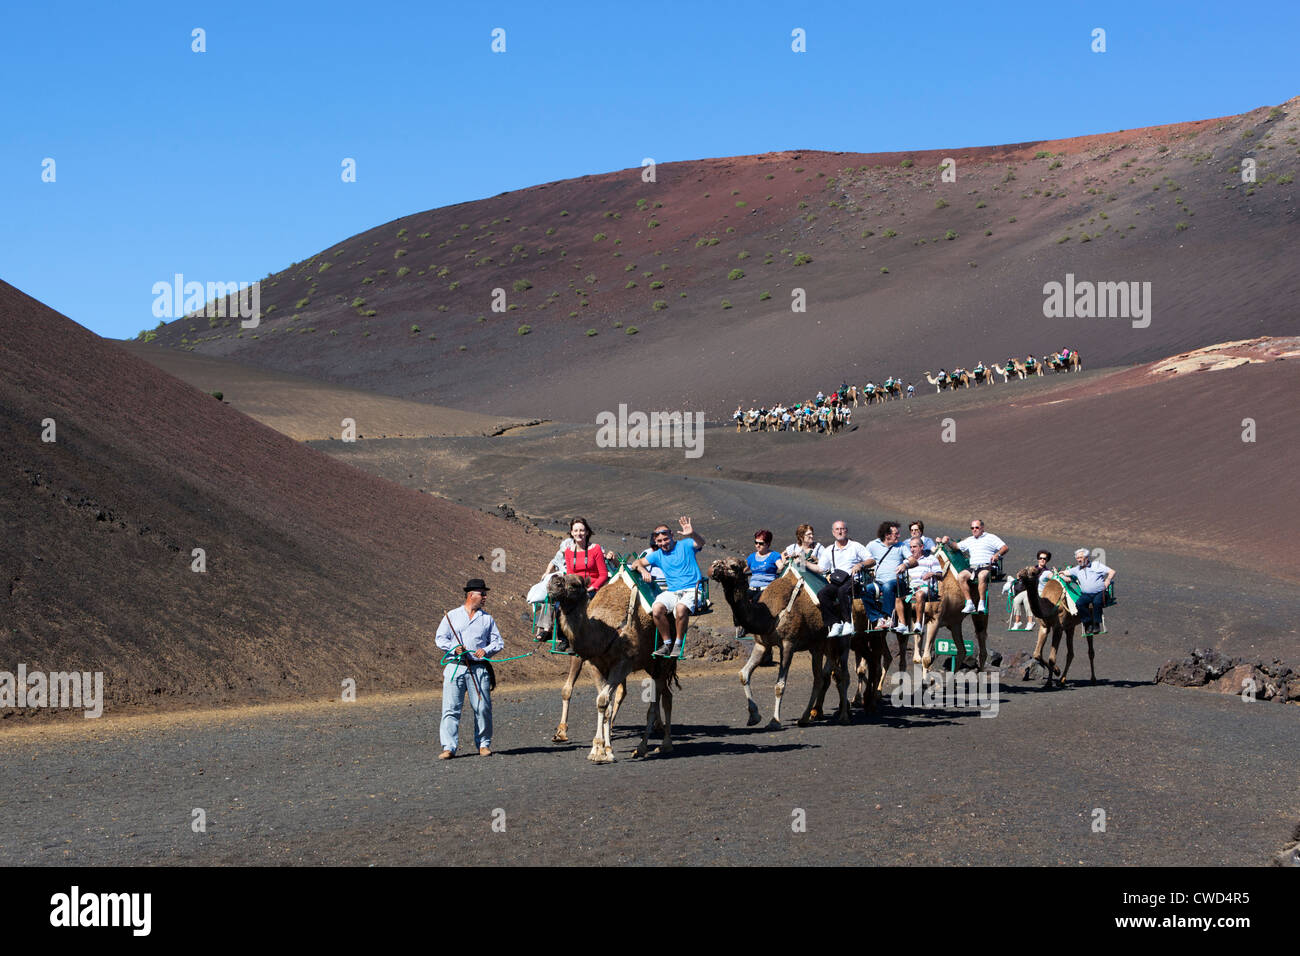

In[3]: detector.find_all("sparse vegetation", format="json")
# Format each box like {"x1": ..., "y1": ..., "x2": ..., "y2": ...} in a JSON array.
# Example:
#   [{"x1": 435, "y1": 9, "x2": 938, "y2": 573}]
[
  {"x1": 900, "y1": 159, "x2": 913, "y2": 168},
  {"x1": 650, "y1": 280, "x2": 664, "y2": 289},
  {"x1": 625, "y1": 326, "x2": 638, "y2": 335},
  {"x1": 935, "y1": 198, "x2": 948, "y2": 209},
  {"x1": 652, "y1": 300, "x2": 667, "y2": 311},
  {"x1": 945, "y1": 230, "x2": 958, "y2": 240},
  {"x1": 728, "y1": 268, "x2": 745, "y2": 280},
  {"x1": 318, "y1": 262, "x2": 331, "y2": 273},
  {"x1": 793, "y1": 252, "x2": 813, "y2": 265},
  {"x1": 410, "y1": 324, "x2": 421, "y2": 333},
  {"x1": 720, "y1": 299, "x2": 732, "y2": 309},
  {"x1": 513, "y1": 279, "x2": 533, "y2": 292},
  {"x1": 1034, "y1": 151, "x2": 1051, "y2": 159},
  {"x1": 759, "y1": 290, "x2": 771, "y2": 301},
  {"x1": 296, "y1": 297, "x2": 310, "y2": 308},
  {"x1": 518, "y1": 325, "x2": 531, "y2": 335},
  {"x1": 882, "y1": 229, "x2": 897, "y2": 238},
  {"x1": 397, "y1": 266, "x2": 411, "y2": 277},
  {"x1": 593, "y1": 233, "x2": 607, "y2": 242},
  {"x1": 586, "y1": 328, "x2": 597, "y2": 336},
  {"x1": 1176, "y1": 221, "x2": 1189, "y2": 232}
]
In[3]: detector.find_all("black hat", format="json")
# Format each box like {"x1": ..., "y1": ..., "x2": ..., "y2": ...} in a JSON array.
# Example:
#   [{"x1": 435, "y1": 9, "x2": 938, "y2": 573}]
[{"x1": 464, "y1": 578, "x2": 490, "y2": 593}]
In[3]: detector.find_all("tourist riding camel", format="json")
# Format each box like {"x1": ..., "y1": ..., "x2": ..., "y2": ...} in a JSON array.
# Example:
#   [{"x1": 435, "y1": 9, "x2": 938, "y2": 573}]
[
  {"x1": 865, "y1": 521, "x2": 911, "y2": 634},
  {"x1": 818, "y1": 521, "x2": 871, "y2": 638},
  {"x1": 1059, "y1": 548, "x2": 1115, "y2": 636},
  {"x1": 938, "y1": 519, "x2": 1008, "y2": 614},
  {"x1": 630, "y1": 517, "x2": 704, "y2": 659}
]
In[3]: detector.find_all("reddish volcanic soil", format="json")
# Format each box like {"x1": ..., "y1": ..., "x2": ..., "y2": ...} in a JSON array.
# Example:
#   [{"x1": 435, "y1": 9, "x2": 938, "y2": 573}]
[
  {"x1": 0, "y1": 281, "x2": 571, "y2": 720},
  {"x1": 141, "y1": 97, "x2": 1300, "y2": 421}
]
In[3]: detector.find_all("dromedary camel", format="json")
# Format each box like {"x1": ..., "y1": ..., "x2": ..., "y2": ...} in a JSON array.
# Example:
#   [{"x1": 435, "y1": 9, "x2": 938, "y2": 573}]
[
  {"x1": 923, "y1": 371, "x2": 949, "y2": 393},
  {"x1": 1049, "y1": 350, "x2": 1083, "y2": 372},
  {"x1": 919, "y1": 547, "x2": 991, "y2": 672},
  {"x1": 546, "y1": 572, "x2": 677, "y2": 762},
  {"x1": 1019, "y1": 567, "x2": 1095, "y2": 686},
  {"x1": 972, "y1": 363, "x2": 996, "y2": 386},
  {"x1": 709, "y1": 558, "x2": 854, "y2": 727}
]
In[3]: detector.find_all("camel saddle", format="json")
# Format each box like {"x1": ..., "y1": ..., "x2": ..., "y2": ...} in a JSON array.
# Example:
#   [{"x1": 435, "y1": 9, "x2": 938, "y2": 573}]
[
  {"x1": 613, "y1": 565, "x2": 659, "y2": 614},
  {"x1": 784, "y1": 561, "x2": 828, "y2": 598},
  {"x1": 1045, "y1": 572, "x2": 1081, "y2": 615}
]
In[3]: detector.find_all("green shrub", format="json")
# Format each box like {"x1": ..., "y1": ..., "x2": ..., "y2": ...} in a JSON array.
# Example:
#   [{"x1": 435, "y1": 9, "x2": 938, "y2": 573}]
[
  {"x1": 1034, "y1": 151, "x2": 1051, "y2": 159},
  {"x1": 900, "y1": 159, "x2": 913, "y2": 168},
  {"x1": 210, "y1": 390, "x2": 223, "y2": 401},
  {"x1": 945, "y1": 230, "x2": 958, "y2": 240},
  {"x1": 793, "y1": 252, "x2": 813, "y2": 265},
  {"x1": 318, "y1": 262, "x2": 331, "y2": 273},
  {"x1": 935, "y1": 198, "x2": 948, "y2": 209},
  {"x1": 586, "y1": 328, "x2": 597, "y2": 336},
  {"x1": 625, "y1": 281, "x2": 637, "y2": 289},
  {"x1": 976, "y1": 201, "x2": 987, "y2": 208},
  {"x1": 397, "y1": 228, "x2": 408, "y2": 239},
  {"x1": 361, "y1": 309, "x2": 377, "y2": 316},
  {"x1": 625, "y1": 326, "x2": 638, "y2": 335},
  {"x1": 593, "y1": 233, "x2": 607, "y2": 242},
  {"x1": 361, "y1": 277, "x2": 374, "y2": 285},
  {"x1": 880, "y1": 267, "x2": 889, "y2": 274},
  {"x1": 518, "y1": 325, "x2": 531, "y2": 335},
  {"x1": 397, "y1": 266, "x2": 410, "y2": 277},
  {"x1": 1048, "y1": 159, "x2": 1062, "y2": 170},
  {"x1": 721, "y1": 299, "x2": 733, "y2": 309},
  {"x1": 296, "y1": 297, "x2": 310, "y2": 308},
  {"x1": 649, "y1": 280, "x2": 664, "y2": 290},
  {"x1": 652, "y1": 300, "x2": 667, "y2": 311},
  {"x1": 728, "y1": 268, "x2": 745, "y2": 280},
  {"x1": 759, "y1": 290, "x2": 771, "y2": 301},
  {"x1": 410, "y1": 324, "x2": 421, "y2": 333},
  {"x1": 351, "y1": 297, "x2": 365, "y2": 308},
  {"x1": 513, "y1": 279, "x2": 532, "y2": 292},
  {"x1": 882, "y1": 229, "x2": 897, "y2": 238},
  {"x1": 1175, "y1": 221, "x2": 1189, "y2": 232}
]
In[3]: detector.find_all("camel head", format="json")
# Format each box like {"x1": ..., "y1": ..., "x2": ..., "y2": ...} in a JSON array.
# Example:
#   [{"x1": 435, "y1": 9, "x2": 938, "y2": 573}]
[
  {"x1": 709, "y1": 556, "x2": 750, "y2": 586},
  {"x1": 1016, "y1": 566, "x2": 1041, "y2": 586},
  {"x1": 545, "y1": 573, "x2": 591, "y2": 612}
]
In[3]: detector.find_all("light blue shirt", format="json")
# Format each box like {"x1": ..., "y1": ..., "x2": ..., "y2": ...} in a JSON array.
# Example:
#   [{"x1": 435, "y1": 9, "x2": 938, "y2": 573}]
[
  {"x1": 867, "y1": 539, "x2": 909, "y2": 579},
  {"x1": 1062, "y1": 561, "x2": 1113, "y2": 594},
  {"x1": 435, "y1": 605, "x2": 504, "y2": 665}
]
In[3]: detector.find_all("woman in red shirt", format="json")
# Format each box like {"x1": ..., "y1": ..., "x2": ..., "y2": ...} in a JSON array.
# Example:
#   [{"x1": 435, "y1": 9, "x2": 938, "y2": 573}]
[{"x1": 560, "y1": 517, "x2": 610, "y2": 595}]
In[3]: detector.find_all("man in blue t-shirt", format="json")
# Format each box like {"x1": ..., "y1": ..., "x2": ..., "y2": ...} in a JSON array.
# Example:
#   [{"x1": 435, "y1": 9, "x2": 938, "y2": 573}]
[{"x1": 632, "y1": 517, "x2": 704, "y2": 658}]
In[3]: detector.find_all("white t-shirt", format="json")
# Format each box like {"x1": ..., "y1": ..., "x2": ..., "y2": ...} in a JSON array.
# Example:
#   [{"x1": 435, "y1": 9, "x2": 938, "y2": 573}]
[
  {"x1": 907, "y1": 554, "x2": 942, "y2": 589},
  {"x1": 821, "y1": 540, "x2": 870, "y2": 575},
  {"x1": 957, "y1": 532, "x2": 1006, "y2": 567}
]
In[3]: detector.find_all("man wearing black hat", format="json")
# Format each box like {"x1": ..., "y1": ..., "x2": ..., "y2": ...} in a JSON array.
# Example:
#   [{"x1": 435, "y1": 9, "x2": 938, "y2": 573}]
[{"x1": 434, "y1": 579, "x2": 504, "y2": 759}]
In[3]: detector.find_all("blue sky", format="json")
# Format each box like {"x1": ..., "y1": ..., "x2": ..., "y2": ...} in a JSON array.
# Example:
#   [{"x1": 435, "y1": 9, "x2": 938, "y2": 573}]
[{"x1": 3, "y1": 1, "x2": 1296, "y2": 339}]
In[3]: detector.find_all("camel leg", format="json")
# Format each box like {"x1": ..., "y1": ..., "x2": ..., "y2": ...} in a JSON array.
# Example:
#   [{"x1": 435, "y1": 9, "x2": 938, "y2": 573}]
[
  {"x1": 798, "y1": 646, "x2": 825, "y2": 726},
  {"x1": 739, "y1": 640, "x2": 766, "y2": 726},
  {"x1": 607, "y1": 677, "x2": 627, "y2": 731},
  {"x1": 920, "y1": 618, "x2": 940, "y2": 672},
  {"x1": 1058, "y1": 628, "x2": 1076, "y2": 686},
  {"x1": 834, "y1": 639, "x2": 852, "y2": 723},
  {"x1": 1087, "y1": 633, "x2": 1097, "y2": 684},
  {"x1": 852, "y1": 636, "x2": 867, "y2": 709},
  {"x1": 974, "y1": 622, "x2": 988, "y2": 670},
  {"x1": 589, "y1": 680, "x2": 608, "y2": 762},
  {"x1": 655, "y1": 679, "x2": 674, "y2": 754},
  {"x1": 769, "y1": 639, "x2": 796, "y2": 728},
  {"x1": 553, "y1": 655, "x2": 584, "y2": 742},
  {"x1": 1045, "y1": 627, "x2": 1063, "y2": 685},
  {"x1": 1031, "y1": 623, "x2": 1050, "y2": 668}
]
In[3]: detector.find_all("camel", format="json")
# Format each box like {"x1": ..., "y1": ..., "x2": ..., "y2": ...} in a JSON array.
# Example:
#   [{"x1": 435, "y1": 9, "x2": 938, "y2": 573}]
[
  {"x1": 919, "y1": 546, "x2": 990, "y2": 672},
  {"x1": 923, "y1": 371, "x2": 950, "y2": 393},
  {"x1": 971, "y1": 363, "x2": 996, "y2": 386},
  {"x1": 1048, "y1": 350, "x2": 1083, "y2": 373},
  {"x1": 948, "y1": 369, "x2": 971, "y2": 389},
  {"x1": 546, "y1": 571, "x2": 678, "y2": 762},
  {"x1": 845, "y1": 384, "x2": 859, "y2": 407},
  {"x1": 1025, "y1": 356, "x2": 1045, "y2": 377},
  {"x1": 861, "y1": 383, "x2": 884, "y2": 405},
  {"x1": 1018, "y1": 567, "x2": 1095, "y2": 686},
  {"x1": 883, "y1": 379, "x2": 903, "y2": 400},
  {"x1": 709, "y1": 558, "x2": 854, "y2": 728}
]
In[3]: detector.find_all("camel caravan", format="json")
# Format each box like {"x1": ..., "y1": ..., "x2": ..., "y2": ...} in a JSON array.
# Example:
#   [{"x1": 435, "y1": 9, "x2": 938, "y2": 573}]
[
  {"x1": 733, "y1": 350, "x2": 1083, "y2": 432},
  {"x1": 525, "y1": 516, "x2": 1117, "y2": 763}
]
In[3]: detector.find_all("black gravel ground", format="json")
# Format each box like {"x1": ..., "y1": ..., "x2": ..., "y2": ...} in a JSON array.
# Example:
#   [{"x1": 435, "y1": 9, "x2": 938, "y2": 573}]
[{"x1": 1, "y1": 643, "x2": 1294, "y2": 866}]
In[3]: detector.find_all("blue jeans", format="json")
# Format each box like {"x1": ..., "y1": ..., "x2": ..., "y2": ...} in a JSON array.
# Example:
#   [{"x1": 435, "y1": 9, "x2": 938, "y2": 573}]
[
  {"x1": 1077, "y1": 590, "x2": 1105, "y2": 628},
  {"x1": 440, "y1": 662, "x2": 492, "y2": 752},
  {"x1": 876, "y1": 578, "x2": 901, "y2": 623}
]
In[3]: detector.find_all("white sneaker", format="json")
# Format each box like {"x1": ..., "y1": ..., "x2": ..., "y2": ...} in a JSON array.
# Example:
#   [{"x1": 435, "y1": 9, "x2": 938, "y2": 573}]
[
  {"x1": 893, "y1": 622, "x2": 909, "y2": 634},
  {"x1": 961, "y1": 600, "x2": 976, "y2": 614},
  {"x1": 977, "y1": 600, "x2": 986, "y2": 613},
  {"x1": 911, "y1": 623, "x2": 922, "y2": 634}
]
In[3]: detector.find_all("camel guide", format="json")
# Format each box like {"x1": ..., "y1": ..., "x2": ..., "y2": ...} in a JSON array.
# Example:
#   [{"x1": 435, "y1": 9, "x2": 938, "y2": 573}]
[{"x1": 435, "y1": 578, "x2": 504, "y2": 759}]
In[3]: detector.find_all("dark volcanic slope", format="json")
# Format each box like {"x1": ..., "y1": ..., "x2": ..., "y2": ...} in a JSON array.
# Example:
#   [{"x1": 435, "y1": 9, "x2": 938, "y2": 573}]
[
  {"x1": 0, "y1": 281, "x2": 558, "y2": 719},
  {"x1": 143, "y1": 97, "x2": 1300, "y2": 419}
]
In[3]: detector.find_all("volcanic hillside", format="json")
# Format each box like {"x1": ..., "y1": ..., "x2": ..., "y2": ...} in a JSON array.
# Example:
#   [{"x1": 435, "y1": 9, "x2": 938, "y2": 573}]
[
  {"x1": 142, "y1": 98, "x2": 1300, "y2": 420},
  {"x1": 0, "y1": 281, "x2": 558, "y2": 720}
]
